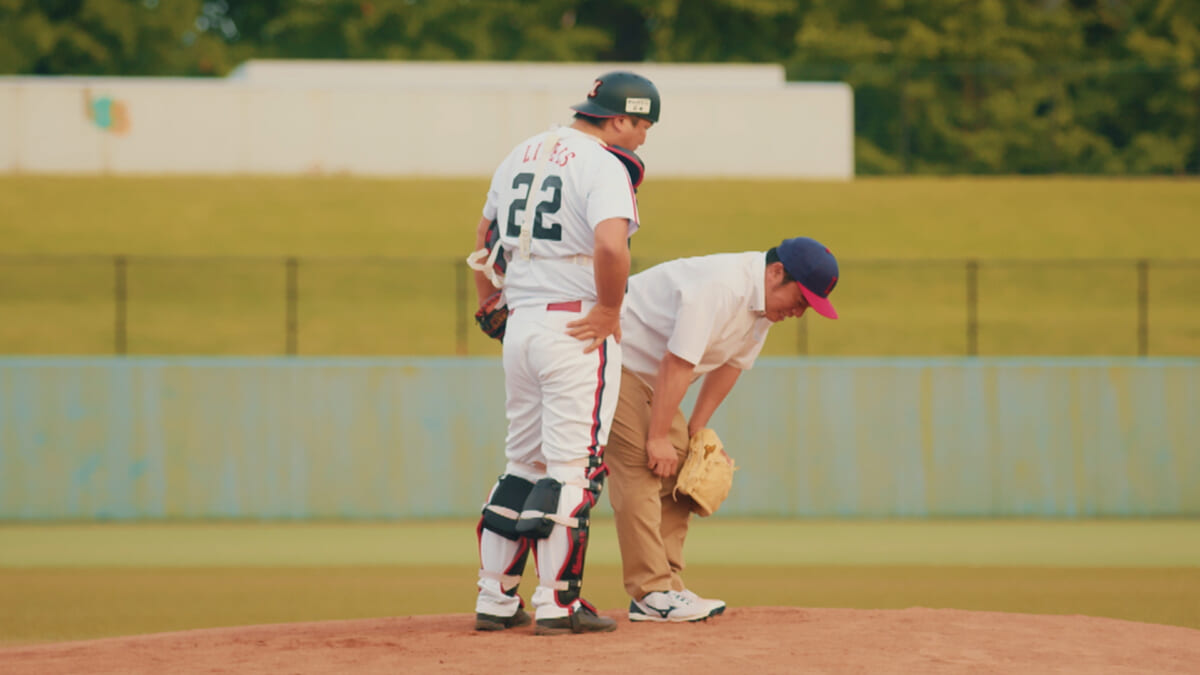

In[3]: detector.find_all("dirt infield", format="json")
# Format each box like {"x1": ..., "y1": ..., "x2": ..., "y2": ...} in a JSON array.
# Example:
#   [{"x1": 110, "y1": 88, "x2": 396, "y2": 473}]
[{"x1": 3, "y1": 607, "x2": 1199, "y2": 674}]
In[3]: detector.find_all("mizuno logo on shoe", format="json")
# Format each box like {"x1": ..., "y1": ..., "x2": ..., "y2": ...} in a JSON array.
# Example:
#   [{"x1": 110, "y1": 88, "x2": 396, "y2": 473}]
[
  {"x1": 645, "y1": 603, "x2": 671, "y2": 618},
  {"x1": 629, "y1": 591, "x2": 713, "y2": 623}
]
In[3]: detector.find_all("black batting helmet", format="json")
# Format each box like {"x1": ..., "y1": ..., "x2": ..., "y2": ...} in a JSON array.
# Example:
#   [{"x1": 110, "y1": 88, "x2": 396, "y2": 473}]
[{"x1": 570, "y1": 71, "x2": 661, "y2": 124}]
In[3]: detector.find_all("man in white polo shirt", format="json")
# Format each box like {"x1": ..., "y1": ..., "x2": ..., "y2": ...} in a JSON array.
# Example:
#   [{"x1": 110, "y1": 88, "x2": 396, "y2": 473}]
[{"x1": 605, "y1": 236, "x2": 840, "y2": 622}]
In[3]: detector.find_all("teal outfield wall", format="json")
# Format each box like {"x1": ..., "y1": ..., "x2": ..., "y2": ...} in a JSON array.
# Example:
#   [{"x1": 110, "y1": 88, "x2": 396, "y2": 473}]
[{"x1": 0, "y1": 357, "x2": 1196, "y2": 520}]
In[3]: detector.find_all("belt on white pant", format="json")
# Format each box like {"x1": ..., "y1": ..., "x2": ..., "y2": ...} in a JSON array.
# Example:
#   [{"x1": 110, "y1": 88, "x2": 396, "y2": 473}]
[{"x1": 511, "y1": 300, "x2": 583, "y2": 315}]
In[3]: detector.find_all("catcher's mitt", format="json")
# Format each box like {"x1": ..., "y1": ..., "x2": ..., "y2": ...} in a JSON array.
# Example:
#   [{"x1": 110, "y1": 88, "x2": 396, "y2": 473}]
[
  {"x1": 475, "y1": 290, "x2": 508, "y2": 341},
  {"x1": 672, "y1": 428, "x2": 736, "y2": 517}
]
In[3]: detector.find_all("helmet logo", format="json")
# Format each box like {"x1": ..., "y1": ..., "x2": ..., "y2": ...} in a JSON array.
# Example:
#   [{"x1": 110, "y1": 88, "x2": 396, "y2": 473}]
[
  {"x1": 625, "y1": 98, "x2": 651, "y2": 114},
  {"x1": 588, "y1": 79, "x2": 602, "y2": 98}
]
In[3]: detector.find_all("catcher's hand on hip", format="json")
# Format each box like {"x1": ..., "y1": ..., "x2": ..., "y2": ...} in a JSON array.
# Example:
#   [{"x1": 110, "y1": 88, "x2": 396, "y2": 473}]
[
  {"x1": 646, "y1": 437, "x2": 678, "y2": 478},
  {"x1": 565, "y1": 304, "x2": 621, "y2": 353}
]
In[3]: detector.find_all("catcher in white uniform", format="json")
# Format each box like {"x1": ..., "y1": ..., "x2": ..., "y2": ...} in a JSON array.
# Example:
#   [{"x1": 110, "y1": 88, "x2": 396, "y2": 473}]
[
  {"x1": 469, "y1": 71, "x2": 660, "y2": 635},
  {"x1": 606, "y1": 237, "x2": 840, "y2": 622}
]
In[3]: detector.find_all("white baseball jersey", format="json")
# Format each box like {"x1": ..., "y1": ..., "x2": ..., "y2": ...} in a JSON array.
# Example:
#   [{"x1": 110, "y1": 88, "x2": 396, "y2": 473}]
[
  {"x1": 621, "y1": 252, "x2": 774, "y2": 384},
  {"x1": 475, "y1": 124, "x2": 638, "y2": 623},
  {"x1": 482, "y1": 126, "x2": 640, "y2": 310}
]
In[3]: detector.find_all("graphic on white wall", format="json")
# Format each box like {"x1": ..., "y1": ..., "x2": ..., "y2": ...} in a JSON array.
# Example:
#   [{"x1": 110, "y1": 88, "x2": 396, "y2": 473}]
[{"x1": 84, "y1": 90, "x2": 131, "y2": 135}]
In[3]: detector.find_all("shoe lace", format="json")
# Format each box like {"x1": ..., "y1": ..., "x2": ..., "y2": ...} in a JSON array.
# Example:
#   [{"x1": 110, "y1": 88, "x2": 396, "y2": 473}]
[{"x1": 667, "y1": 591, "x2": 695, "y2": 606}]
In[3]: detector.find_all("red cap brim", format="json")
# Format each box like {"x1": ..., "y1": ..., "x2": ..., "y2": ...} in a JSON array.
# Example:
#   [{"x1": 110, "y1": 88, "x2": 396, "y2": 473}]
[{"x1": 798, "y1": 283, "x2": 838, "y2": 319}]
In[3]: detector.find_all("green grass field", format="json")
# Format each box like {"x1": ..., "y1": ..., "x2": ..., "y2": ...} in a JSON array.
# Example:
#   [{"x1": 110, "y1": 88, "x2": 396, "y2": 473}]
[
  {"x1": 1, "y1": 519, "x2": 1198, "y2": 645},
  {"x1": 2, "y1": 176, "x2": 1198, "y2": 356},
  {"x1": 3, "y1": 177, "x2": 1198, "y2": 648}
]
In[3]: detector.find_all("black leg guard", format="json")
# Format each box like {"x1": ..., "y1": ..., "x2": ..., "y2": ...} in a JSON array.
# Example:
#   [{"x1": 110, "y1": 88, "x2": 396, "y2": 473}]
[
  {"x1": 529, "y1": 472, "x2": 605, "y2": 624},
  {"x1": 476, "y1": 476, "x2": 539, "y2": 622},
  {"x1": 481, "y1": 474, "x2": 535, "y2": 541},
  {"x1": 476, "y1": 518, "x2": 532, "y2": 596},
  {"x1": 502, "y1": 538, "x2": 533, "y2": 596},
  {"x1": 554, "y1": 497, "x2": 593, "y2": 607}
]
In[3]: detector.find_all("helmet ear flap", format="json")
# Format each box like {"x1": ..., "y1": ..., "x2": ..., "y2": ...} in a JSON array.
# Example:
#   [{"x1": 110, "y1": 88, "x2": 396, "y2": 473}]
[{"x1": 605, "y1": 145, "x2": 645, "y2": 190}]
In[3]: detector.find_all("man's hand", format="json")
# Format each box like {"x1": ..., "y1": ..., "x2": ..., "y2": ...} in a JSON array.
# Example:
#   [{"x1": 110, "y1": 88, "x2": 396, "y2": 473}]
[
  {"x1": 646, "y1": 437, "x2": 678, "y2": 478},
  {"x1": 585, "y1": 217, "x2": 630, "y2": 353},
  {"x1": 565, "y1": 304, "x2": 621, "y2": 353}
]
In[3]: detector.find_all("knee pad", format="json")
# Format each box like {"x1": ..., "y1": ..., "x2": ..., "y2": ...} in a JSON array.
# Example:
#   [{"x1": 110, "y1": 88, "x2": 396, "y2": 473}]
[
  {"x1": 516, "y1": 478, "x2": 563, "y2": 539},
  {"x1": 480, "y1": 474, "x2": 535, "y2": 541}
]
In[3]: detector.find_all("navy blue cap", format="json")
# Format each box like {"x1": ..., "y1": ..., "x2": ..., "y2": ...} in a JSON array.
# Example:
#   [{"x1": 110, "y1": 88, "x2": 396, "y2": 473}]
[{"x1": 777, "y1": 237, "x2": 839, "y2": 319}]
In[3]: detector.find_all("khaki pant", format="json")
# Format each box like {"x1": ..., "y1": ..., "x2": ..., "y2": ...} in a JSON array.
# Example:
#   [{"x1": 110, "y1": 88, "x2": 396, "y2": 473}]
[{"x1": 605, "y1": 366, "x2": 697, "y2": 600}]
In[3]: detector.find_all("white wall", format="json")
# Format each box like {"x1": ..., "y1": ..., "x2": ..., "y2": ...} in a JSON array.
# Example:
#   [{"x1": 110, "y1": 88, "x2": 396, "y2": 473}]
[
  {"x1": 228, "y1": 59, "x2": 788, "y2": 89},
  {"x1": 0, "y1": 62, "x2": 854, "y2": 179}
]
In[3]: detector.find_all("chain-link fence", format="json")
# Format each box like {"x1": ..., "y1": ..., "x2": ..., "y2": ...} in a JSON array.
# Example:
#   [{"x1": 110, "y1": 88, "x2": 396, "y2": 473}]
[{"x1": 1, "y1": 255, "x2": 1197, "y2": 357}]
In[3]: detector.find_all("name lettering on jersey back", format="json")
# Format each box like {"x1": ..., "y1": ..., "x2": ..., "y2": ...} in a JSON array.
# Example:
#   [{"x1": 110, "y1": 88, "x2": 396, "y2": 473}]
[{"x1": 522, "y1": 141, "x2": 575, "y2": 167}]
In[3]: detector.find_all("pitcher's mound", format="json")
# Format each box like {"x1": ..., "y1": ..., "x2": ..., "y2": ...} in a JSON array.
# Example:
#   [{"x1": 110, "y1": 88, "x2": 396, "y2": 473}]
[{"x1": 3, "y1": 607, "x2": 1199, "y2": 674}]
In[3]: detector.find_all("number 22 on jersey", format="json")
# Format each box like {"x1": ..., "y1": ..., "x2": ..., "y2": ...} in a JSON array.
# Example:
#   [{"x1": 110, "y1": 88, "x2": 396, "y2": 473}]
[{"x1": 506, "y1": 172, "x2": 563, "y2": 241}]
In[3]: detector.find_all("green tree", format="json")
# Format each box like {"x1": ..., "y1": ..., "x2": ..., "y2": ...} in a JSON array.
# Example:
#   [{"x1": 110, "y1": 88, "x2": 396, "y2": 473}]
[
  {"x1": 787, "y1": 0, "x2": 1093, "y2": 174},
  {"x1": 0, "y1": 0, "x2": 233, "y2": 76},
  {"x1": 786, "y1": 0, "x2": 1198, "y2": 174},
  {"x1": 1071, "y1": 0, "x2": 1200, "y2": 173},
  {"x1": 1, "y1": 0, "x2": 1196, "y2": 174},
  {"x1": 639, "y1": 0, "x2": 801, "y2": 62},
  {"x1": 215, "y1": 0, "x2": 612, "y2": 61}
]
